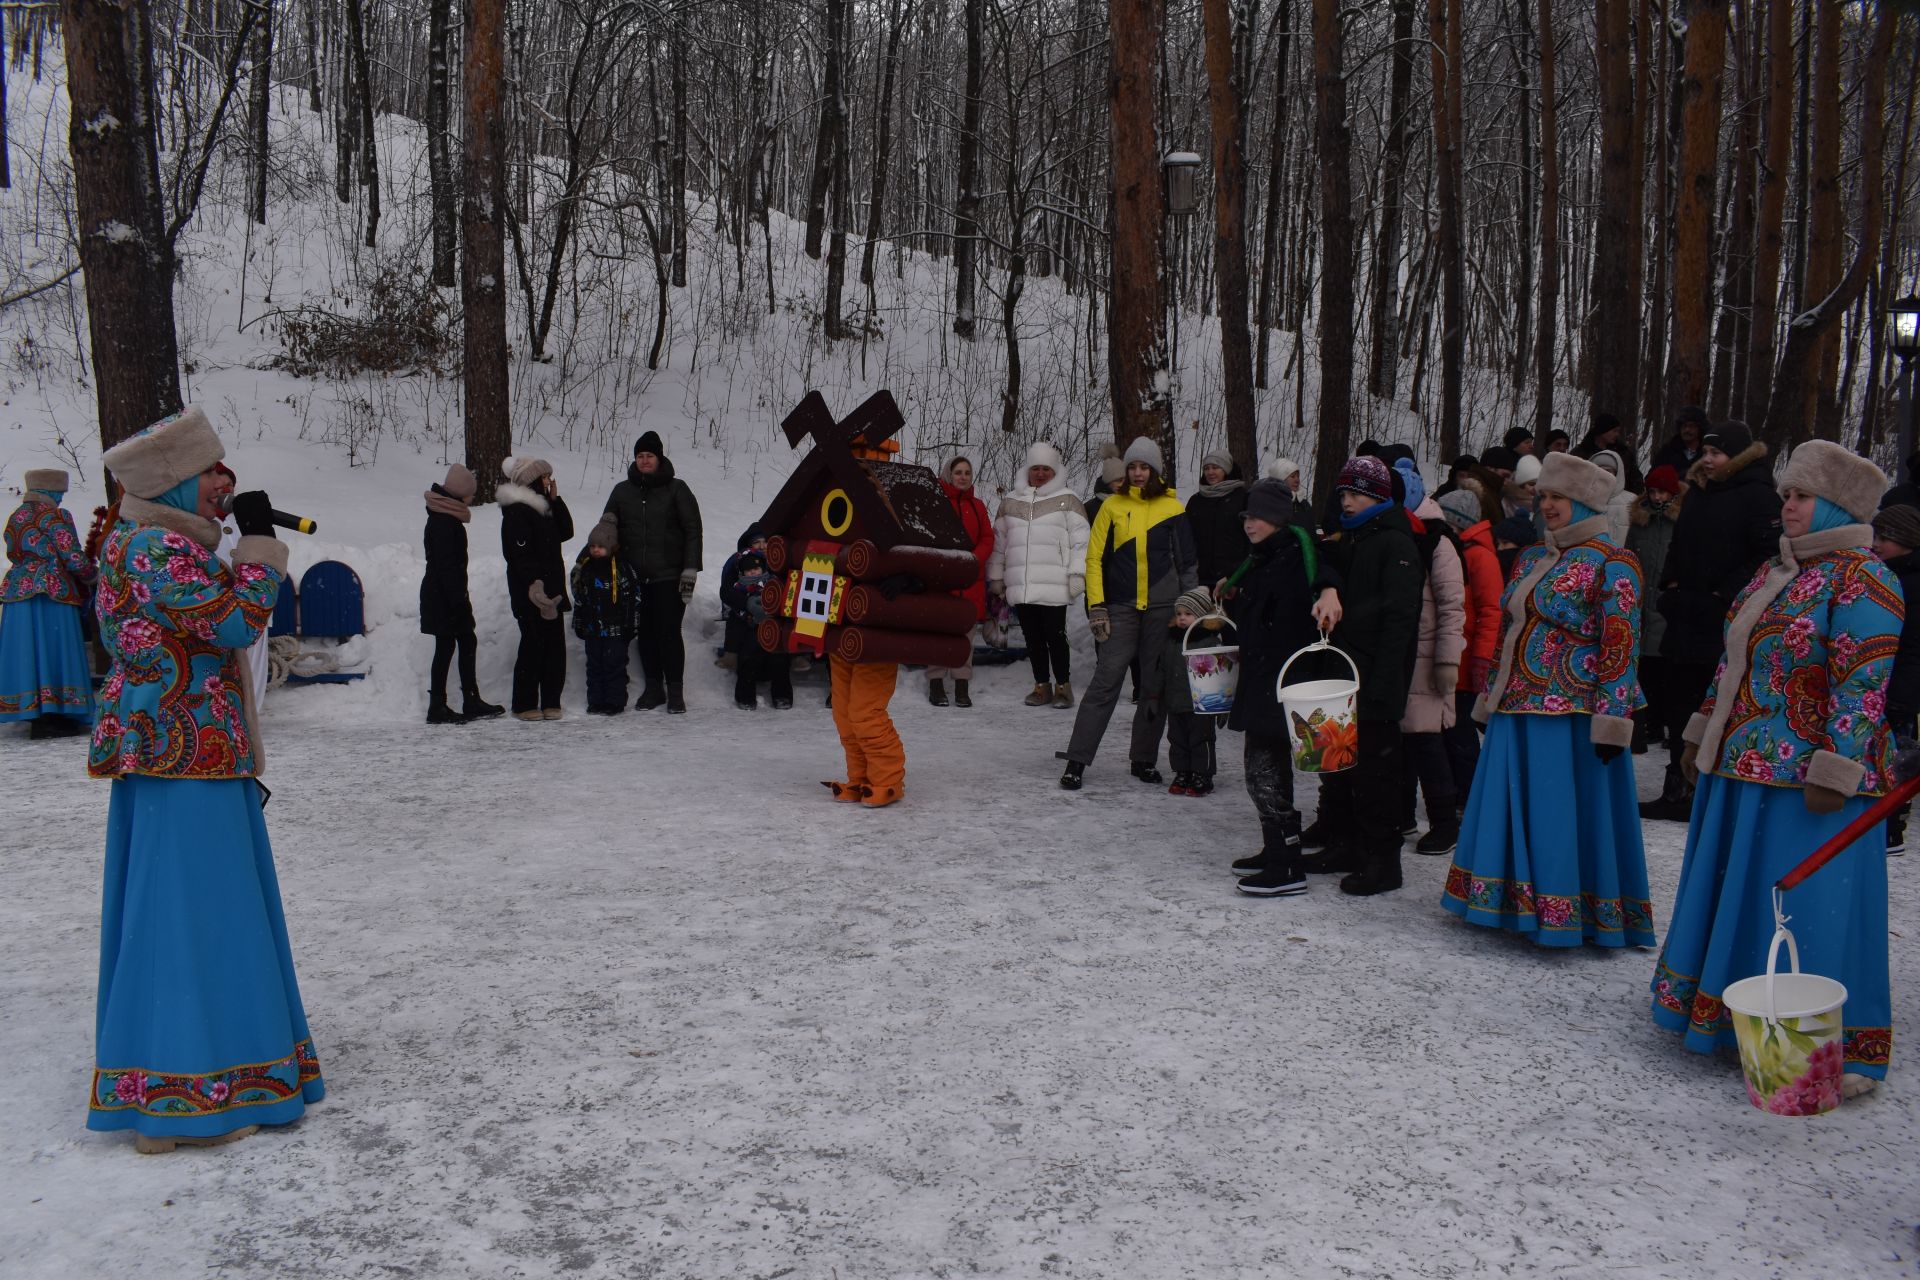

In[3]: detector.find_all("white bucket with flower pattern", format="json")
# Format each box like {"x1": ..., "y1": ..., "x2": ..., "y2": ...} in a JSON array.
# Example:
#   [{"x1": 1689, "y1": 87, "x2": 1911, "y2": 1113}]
[
  {"x1": 1182, "y1": 616, "x2": 1239, "y2": 714},
  {"x1": 1277, "y1": 638, "x2": 1360, "y2": 774},
  {"x1": 1720, "y1": 897, "x2": 1848, "y2": 1116}
]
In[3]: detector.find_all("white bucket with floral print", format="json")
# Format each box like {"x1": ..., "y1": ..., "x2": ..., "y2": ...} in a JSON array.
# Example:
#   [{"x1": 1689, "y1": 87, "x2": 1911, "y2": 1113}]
[
  {"x1": 1721, "y1": 909, "x2": 1847, "y2": 1116},
  {"x1": 1182, "y1": 616, "x2": 1240, "y2": 714},
  {"x1": 1276, "y1": 638, "x2": 1360, "y2": 774}
]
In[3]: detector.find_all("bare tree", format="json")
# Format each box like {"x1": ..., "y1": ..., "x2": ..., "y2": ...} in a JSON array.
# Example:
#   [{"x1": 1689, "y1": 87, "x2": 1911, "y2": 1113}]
[
  {"x1": 463, "y1": 0, "x2": 511, "y2": 497},
  {"x1": 1665, "y1": 0, "x2": 1728, "y2": 412},
  {"x1": 1109, "y1": 0, "x2": 1168, "y2": 453},
  {"x1": 1200, "y1": 0, "x2": 1257, "y2": 471},
  {"x1": 1313, "y1": 0, "x2": 1355, "y2": 496}
]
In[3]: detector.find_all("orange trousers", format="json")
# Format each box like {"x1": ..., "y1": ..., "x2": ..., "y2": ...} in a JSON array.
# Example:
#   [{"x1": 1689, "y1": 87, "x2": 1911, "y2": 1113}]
[{"x1": 830, "y1": 657, "x2": 904, "y2": 796}]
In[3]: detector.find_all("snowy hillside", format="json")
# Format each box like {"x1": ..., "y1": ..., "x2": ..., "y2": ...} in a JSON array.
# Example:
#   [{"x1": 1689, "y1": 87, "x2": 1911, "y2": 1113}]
[{"x1": 5, "y1": 59, "x2": 1920, "y2": 1280}]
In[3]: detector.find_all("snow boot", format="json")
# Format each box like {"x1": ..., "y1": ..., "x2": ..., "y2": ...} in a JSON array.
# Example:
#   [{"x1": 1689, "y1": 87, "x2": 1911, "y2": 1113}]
[
  {"x1": 135, "y1": 1124, "x2": 259, "y2": 1155},
  {"x1": 1130, "y1": 760, "x2": 1164, "y2": 785},
  {"x1": 426, "y1": 695, "x2": 468, "y2": 725},
  {"x1": 1639, "y1": 764, "x2": 1694, "y2": 821},
  {"x1": 954, "y1": 679, "x2": 972, "y2": 707},
  {"x1": 462, "y1": 689, "x2": 506, "y2": 719},
  {"x1": 929, "y1": 678, "x2": 949, "y2": 707},
  {"x1": 1340, "y1": 846, "x2": 1404, "y2": 896},
  {"x1": 1059, "y1": 760, "x2": 1085, "y2": 791},
  {"x1": 1051, "y1": 682, "x2": 1074, "y2": 709},
  {"x1": 1298, "y1": 817, "x2": 1334, "y2": 849},
  {"x1": 542, "y1": 707, "x2": 564, "y2": 721},
  {"x1": 1188, "y1": 775, "x2": 1214, "y2": 797},
  {"x1": 635, "y1": 684, "x2": 666, "y2": 711},
  {"x1": 665, "y1": 684, "x2": 687, "y2": 714},
  {"x1": 1232, "y1": 813, "x2": 1302, "y2": 878},
  {"x1": 513, "y1": 709, "x2": 544, "y2": 722},
  {"x1": 1167, "y1": 772, "x2": 1192, "y2": 796},
  {"x1": 1415, "y1": 795, "x2": 1460, "y2": 856},
  {"x1": 28, "y1": 716, "x2": 86, "y2": 739},
  {"x1": 1889, "y1": 811, "x2": 1908, "y2": 857},
  {"x1": 772, "y1": 696, "x2": 793, "y2": 709},
  {"x1": 1024, "y1": 682, "x2": 1052, "y2": 706}
]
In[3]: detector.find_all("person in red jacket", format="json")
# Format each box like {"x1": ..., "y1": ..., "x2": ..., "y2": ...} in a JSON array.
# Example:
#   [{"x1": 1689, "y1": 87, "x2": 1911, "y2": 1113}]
[
  {"x1": 1435, "y1": 481, "x2": 1506, "y2": 806},
  {"x1": 927, "y1": 456, "x2": 995, "y2": 707}
]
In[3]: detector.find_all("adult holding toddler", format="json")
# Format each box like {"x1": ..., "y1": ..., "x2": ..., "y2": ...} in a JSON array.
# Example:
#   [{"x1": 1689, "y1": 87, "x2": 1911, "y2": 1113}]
[
  {"x1": 603, "y1": 431, "x2": 703, "y2": 714},
  {"x1": 986, "y1": 441, "x2": 1089, "y2": 710}
]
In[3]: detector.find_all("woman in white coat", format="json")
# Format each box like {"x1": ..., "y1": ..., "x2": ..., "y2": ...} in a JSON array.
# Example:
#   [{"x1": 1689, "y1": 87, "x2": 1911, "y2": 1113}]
[
  {"x1": 1590, "y1": 449, "x2": 1637, "y2": 547},
  {"x1": 988, "y1": 442, "x2": 1091, "y2": 708}
]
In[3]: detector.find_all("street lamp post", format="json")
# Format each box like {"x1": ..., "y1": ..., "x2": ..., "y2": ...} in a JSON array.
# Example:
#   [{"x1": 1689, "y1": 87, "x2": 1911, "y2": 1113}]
[
  {"x1": 1162, "y1": 150, "x2": 1201, "y2": 481},
  {"x1": 1892, "y1": 297, "x2": 1920, "y2": 483}
]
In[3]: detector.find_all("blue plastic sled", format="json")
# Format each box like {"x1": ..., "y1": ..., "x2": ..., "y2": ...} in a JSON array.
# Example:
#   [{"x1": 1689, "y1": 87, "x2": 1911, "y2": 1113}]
[{"x1": 284, "y1": 560, "x2": 367, "y2": 685}]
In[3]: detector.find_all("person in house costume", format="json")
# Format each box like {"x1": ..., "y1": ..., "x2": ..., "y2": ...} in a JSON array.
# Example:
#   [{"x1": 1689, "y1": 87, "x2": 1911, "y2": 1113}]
[
  {"x1": 87, "y1": 406, "x2": 323, "y2": 1152},
  {"x1": 0, "y1": 467, "x2": 95, "y2": 737},
  {"x1": 1442, "y1": 452, "x2": 1654, "y2": 947},
  {"x1": 1651, "y1": 441, "x2": 1902, "y2": 1095}
]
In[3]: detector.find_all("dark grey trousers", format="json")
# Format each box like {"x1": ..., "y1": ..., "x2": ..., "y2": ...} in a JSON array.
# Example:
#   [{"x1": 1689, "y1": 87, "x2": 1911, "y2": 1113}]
[{"x1": 1064, "y1": 604, "x2": 1171, "y2": 767}]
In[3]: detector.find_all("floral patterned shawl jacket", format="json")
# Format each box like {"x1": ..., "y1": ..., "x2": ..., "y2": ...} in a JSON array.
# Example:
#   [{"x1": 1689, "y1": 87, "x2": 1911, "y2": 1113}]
[{"x1": 0, "y1": 498, "x2": 92, "y2": 606}]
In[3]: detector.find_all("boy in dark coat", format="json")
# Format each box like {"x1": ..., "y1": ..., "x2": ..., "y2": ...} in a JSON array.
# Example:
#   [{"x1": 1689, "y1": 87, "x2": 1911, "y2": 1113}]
[
  {"x1": 571, "y1": 517, "x2": 637, "y2": 714},
  {"x1": 1873, "y1": 504, "x2": 1920, "y2": 853},
  {"x1": 1221, "y1": 479, "x2": 1330, "y2": 897},
  {"x1": 1302, "y1": 456, "x2": 1427, "y2": 896},
  {"x1": 723, "y1": 547, "x2": 793, "y2": 709},
  {"x1": 420, "y1": 464, "x2": 505, "y2": 724}
]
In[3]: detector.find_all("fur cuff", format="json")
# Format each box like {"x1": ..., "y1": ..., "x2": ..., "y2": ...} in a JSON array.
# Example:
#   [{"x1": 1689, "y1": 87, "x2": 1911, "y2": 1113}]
[
  {"x1": 1591, "y1": 714, "x2": 1635, "y2": 749},
  {"x1": 1804, "y1": 749, "x2": 1865, "y2": 799},
  {"x1": 1779, "y1": 440, "x2": 1888, "y2": 523},
  {"x1": 231, "y1": 534, "x2": 289, "y2": 576},
  {"x1": 1683, "y1": 712, "x2": 1711, "y2": 746}
]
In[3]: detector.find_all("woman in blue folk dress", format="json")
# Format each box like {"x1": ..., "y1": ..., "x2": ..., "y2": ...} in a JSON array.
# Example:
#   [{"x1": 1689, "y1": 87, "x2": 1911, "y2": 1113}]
[
  {"x1": 87, "y1": 407, "x2": 324, "y2": 1152},
  {"x1": 0, "y1": 468, "x2": 95, "y2": 737},
  {"x1": 1652, "y1": 441, "x2": 1901, "y2": 1096},
  {"x1": 1443, "y1": 452, "x2": 1656, "y2": 947}
]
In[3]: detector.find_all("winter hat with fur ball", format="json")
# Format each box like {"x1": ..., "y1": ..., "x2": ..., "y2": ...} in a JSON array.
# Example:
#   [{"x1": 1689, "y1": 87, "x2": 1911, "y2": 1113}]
[
  {"x1": 1122, "y1": 435, "x2": 1164, "y2": 474},
  {"x1": 1779, "y1": 440, "x2": 1888, "y2": 524},
  {"x1": 1097, "y1": 442, "x2": 1126, "y2": 488},
  {"x1": 23, "y1": 468, "x2": 69, "y2": 495},
  {"x1": 502, "y1": 455, "x2": 552, "y2": 488},
  {"x1": 103, "y1": 406, "x2": 225, "y2": 499},
  {"x1": 1536, "y1": 452, "x2": 1616, "y2": 514},
  {"x1": 587, "y1": 515, "x2": 620, "y2": 551}
]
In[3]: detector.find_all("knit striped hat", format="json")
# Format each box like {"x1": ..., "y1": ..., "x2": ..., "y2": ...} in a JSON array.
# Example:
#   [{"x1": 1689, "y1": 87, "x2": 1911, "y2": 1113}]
[{"x1": 1175, "y1": 586, "x2": 1216, "y2": 619}]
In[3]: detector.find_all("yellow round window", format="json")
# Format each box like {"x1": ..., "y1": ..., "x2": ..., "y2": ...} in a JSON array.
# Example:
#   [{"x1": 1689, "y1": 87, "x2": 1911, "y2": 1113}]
[{"x1": 820, "y1": 488, "x2": 854, "y2": 537}]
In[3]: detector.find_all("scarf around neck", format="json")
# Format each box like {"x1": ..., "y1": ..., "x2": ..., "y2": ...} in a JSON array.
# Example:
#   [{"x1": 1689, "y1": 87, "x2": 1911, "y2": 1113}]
[{"x1": 425, "y1": 486, "x2": 472, "y2": 522}]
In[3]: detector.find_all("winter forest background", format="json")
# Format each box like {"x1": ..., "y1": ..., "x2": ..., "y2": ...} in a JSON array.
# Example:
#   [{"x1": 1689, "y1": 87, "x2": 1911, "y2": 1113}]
[{"x1": 0, "y1": 0, "x2": 1915, "y2": 504}]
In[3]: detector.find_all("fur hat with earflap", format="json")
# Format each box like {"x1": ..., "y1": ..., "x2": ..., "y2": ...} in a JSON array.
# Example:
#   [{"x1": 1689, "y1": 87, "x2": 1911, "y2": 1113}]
[
  {"x1": 1778, "y1": 440, "x2": 1888, "y2": 524},
  {"x1": 1536, "y1": 452, "x2": 1616, "y2": 514},
  {"x1": 102, "y1": 406, "x2": 225, "y2": 499}
]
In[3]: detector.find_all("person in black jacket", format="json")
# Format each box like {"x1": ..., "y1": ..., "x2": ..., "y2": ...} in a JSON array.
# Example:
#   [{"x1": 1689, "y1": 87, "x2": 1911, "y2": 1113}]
[
  {"x1": 1648, "y1": 404, "x2": 1709, "y2": 477},
  {"x1": 499, "y1": 455, "x2": 574, "y2": 720},
  {"x1": 1572, "y1": 413, "x2": 1643, "y2": 492},
  {"x1": 1301, "y1": 456, "x2": 1428, "y2": 896},
  {"x1": 1642, "y1": 418, "x2": 1780, "y2": 819},
  {"x1": 1185, "y1": 450, "x2": 1250, "y2": 589},
  {"x1": 1873, "y1": 504, "x2": 1920, "y2": 853},
  {"x1": 419, "y1": 464, "x2": 505, "y2": 724},
  {"x1": 723, "y1": 544, "x2": 793, "y2": 710},
  {"x1": 602, "y1": 430, "x2": 704, "y2": 713},
  {"x1": 1222, "y1": 479, "x2": 1333, "y2": 897}
]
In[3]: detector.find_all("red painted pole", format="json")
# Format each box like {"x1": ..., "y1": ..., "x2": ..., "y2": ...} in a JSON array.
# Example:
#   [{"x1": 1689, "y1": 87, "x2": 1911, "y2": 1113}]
[{"x1": 1775, "y1": 773, "x2": 1920, "y2": 892}]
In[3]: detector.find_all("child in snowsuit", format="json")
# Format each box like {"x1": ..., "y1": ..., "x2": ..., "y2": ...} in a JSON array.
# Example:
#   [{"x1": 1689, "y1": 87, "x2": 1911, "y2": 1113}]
[
  {"x1": 1161, "y1": 587, "x2": 1222, "y2": 796},
  {"x1": 571, "y1": 517, "x2": 637, "y2": 714},
  {"x1": 724, "y1": 548, "x2": 793, "y2": 709}
]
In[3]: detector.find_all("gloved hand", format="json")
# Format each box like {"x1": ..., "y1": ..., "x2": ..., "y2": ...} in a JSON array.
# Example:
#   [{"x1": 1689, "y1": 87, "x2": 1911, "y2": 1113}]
[
  {"x1": 1434, "y1": 663, "x2": 1459, "y2": 694},
  {"x1": 1679, "y1": 740, "x2": 1700, "y2": 785},
  {"x1": 1201, "y1": 615, "x2": 1226, "y2": 632},
  {"x1": 1070, "y1": 575, "x2": 1085, "y2": 600},
  {"x1": 1088, "y1": 605, "x2": 1111, "y2": 644},
  {"x1": 988, "y1": 579, "x2": 1006, "y2": 600},
  {"x1": 875, "y1": 573, "x2": 923, "y2": 601},
  {"x1": 229, "y1": 490, "x2": 276, "y2": 538},
  {"x1": 1804, "y1": 784, "x2": 1846, "y2": 816},
  {"x1": 528, "y1": 580, "x2": 560, "y2": 621},
  {"x1": 746, "y1": 595, "x2": 768, "y2": 624},
  {"x1": 1594, "y1": 744, "x2": 1624, "y2": 764},
  {"x1": 679, "y1": 569, "x2": 698, "y2": 604}
]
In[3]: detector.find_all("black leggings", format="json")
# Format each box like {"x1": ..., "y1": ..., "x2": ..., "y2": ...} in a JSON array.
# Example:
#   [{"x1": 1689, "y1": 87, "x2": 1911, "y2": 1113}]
[
  {"x1": 1015, "y1": 603, "x2": 1071, "y2": 684},
  {"x1": 430, "y1": 631, "x2": 478, "y2": 696},
  {"x1": 634, "y1": 579, "x2": 687, "y2": 686}
]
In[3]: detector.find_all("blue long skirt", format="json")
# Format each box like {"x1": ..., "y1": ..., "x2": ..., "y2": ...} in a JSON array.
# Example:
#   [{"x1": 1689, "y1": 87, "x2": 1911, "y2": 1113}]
[
  {"x1": 1442, "y1": 712, "x2": 1656, "y2": 948},
  {"x1": 1650, "y1": 772, "x2": 1891, "y2": 1079},
  {"x1": 89, "y1": 776, "x2": 325, "y2": 1137},
  {"x1": 0, "y1": 595, "x2": 93, "y2": 721}
]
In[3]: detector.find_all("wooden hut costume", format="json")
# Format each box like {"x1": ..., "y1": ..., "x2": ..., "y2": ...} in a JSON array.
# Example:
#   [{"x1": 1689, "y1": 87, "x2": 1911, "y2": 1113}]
[{"x1": 756, "y1": 391, "x2": 979, "y2": 807}]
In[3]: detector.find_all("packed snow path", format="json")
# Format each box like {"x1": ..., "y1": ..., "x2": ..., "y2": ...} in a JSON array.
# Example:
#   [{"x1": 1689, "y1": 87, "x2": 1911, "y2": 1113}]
[{"x1": 5, "y1": 684, "x2": 1918, "y2": 1278}]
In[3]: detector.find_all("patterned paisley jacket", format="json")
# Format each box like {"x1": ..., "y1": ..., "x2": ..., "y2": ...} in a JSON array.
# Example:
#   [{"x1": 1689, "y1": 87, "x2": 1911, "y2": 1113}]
[
  {"x1": 1477, "y1": 512, "x2": 1644, "y2": 748},
  {"x1": 1685, "y1": 532, "x2": 1902, "y2": 798},
  {"x1": 88, "y1": 497, "x2": 287, "y2": 781},
  {"x1": 1, "y1": 498, "x2": 92, "y2": 606}
]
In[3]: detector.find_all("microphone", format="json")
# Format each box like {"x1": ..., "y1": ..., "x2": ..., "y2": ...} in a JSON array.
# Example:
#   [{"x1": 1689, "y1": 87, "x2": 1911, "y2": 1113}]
[{"x1": 216, "y1": 491, "x2": 318, "y2": 535}]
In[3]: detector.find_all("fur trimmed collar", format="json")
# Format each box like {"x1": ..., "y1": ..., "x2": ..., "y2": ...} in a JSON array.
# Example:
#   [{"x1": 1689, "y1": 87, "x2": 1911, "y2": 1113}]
[
  {"x1": 1629, "y1": 487, "x2": 1685, "y2": 527},
  {"x1": 496, "y1": 481, "x2": 551, "y2": 515},
  {"x1": 1686, "y1": 440, "x2": 1769, "y2": 489},
  {"x1": 119, "y1": 494, "x2": 221, "y2": 549}
]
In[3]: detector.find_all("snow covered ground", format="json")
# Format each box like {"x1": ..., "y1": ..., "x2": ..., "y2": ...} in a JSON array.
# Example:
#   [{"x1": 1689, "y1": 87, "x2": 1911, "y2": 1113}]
[{"x1": 5, "y1": 699, "x2": 1920, "y2": 1278}]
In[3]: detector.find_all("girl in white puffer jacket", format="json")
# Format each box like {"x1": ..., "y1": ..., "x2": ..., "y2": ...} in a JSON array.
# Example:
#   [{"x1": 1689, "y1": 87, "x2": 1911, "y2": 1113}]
[{"x1": 987, "y1": 441, "x2": 1092, "y2": 707}]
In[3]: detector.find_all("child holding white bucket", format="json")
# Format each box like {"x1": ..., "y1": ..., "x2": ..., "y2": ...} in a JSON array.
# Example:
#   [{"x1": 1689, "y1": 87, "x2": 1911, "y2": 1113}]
[
  {"x1": 1222, "y1": 478, "x2": 1340, "y2": 897},
  {"x1": 1161, "y1": 587, "x2": 1223, "y2": 797},
  {"x1": 1440, "y1": 451, "x2": 1655, "y2": 948},
  {"x1": 1651, "y1": 441, "x2": 1902, "y2": 1097}
]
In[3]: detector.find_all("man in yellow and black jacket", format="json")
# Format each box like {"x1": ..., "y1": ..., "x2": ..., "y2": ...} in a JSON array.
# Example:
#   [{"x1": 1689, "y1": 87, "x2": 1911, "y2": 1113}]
[{"x1": 1060, "y1": 436, "x2": 1199, "y2": 790}]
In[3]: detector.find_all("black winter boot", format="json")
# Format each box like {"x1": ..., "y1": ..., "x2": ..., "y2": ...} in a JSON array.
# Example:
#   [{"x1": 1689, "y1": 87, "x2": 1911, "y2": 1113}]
[
  {"x1": 1340, "y1": 846, "x2": 1404, "y2": 896},
  {"x1": 1059, "y1": 760, "x2": 1085, "y2": 791},
  {"x1": 665, "y1": 683, "x2": 687, "y2": 714},
  {"x1": 1130, "y1": 760, "x2": 1164, "y2": 785},
  {"x1": 636, "y1": 683, "x2": 666, "y2": 710},
  {"x1": 1233, "y1": 813, "x2": 1301, "y2": 878},
  {"x1": 462, "y1": 689, "x2": 505, "y2": 719},
  {"x1": 954, "y1": 679, "x2": 972, "y2": 707},
  {"x1": 1415, "y1": 795, "x2": 1460, "y2": 856},
  {"x1": 1639, "y1": 763, "x2": 1694, "y2": 821},
  {"x1": 426, "y1": 694, "x2": 468, "y2": 725},
  {"x1": 929, "y1": 678, "x2": 949, "y2": 707}
]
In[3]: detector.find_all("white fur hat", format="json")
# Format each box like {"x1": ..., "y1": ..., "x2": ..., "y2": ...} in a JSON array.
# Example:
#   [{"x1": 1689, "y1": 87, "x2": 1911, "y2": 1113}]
[
  {"x1": 1024, "y1": 441, "x2": 1066, "y2": 476},
  {"x1": 102, "y1": 406, "x2": 225, "y2": 499},
  {"x1": 23, "y1": 468, "x2": 69, "y2": 494},
  {"x1": 1536, "y1": 452, "x2": 1616, "y2": 514},
  {"x1": 1779, "y1": 440, "x2": 1888, "y2": 524}
]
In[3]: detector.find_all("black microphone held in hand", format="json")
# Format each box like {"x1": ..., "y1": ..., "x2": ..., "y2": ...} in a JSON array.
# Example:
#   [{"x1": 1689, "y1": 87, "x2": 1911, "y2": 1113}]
[{"x1": 216, "y1": 490, "x2": 318, "y2": 535}]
